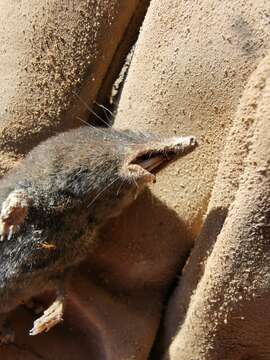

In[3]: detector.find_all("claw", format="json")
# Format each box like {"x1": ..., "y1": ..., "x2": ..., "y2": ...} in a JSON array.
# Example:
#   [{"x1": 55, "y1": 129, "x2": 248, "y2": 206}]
[{"x1": 29, "y1": 298, "x2": 64, "y2": 336}]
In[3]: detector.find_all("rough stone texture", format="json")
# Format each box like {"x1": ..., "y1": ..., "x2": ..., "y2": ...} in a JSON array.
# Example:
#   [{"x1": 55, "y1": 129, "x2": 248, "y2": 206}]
[
  {"x1": 164, "y1": 52, "x2": 270, "y2": 360},
  {"x1": 0, "y1": 0, "x2": 146, "y2": 175},
  {"x1": 115, "y1": 0, "x2": 270, "y2": 236},
  {"x1": 113, "y1": 0, "x2": 270, "y2": 358}
]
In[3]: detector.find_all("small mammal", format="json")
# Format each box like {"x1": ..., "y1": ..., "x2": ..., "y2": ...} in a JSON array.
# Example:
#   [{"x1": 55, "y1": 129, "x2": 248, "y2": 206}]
[{"x1": 0, "y1": 126, "x2": 197, "y2": 341}]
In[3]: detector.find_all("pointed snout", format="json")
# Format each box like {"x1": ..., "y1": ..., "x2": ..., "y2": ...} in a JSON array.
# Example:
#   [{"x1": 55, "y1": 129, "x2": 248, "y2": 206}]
[
  {"x1": 157, "y1": 135, "x2": 198, "y2": 157},
  {"x1": 122, "y1": 134, "x2": 198, "y2": 181},
  {"x1": 169, "y1": 135, "x2": 198, "y2": 151}
]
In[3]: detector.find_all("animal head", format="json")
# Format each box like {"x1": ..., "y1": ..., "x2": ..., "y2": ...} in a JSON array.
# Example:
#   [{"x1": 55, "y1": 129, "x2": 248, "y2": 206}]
[{"x1": 75, "y1": 127, "x2": 198, "y2": 223}]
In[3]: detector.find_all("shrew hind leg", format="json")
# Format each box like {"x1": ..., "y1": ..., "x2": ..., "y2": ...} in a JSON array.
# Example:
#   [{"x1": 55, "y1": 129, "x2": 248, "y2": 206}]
[{"x1": 29, "y1": 280, "x2": 66, "y2": 336}]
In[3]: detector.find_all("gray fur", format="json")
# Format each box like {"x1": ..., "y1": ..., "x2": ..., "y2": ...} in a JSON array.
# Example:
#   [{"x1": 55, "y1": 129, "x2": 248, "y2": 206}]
[{"x1": 0, "y1": 126, "x2": 197, "y2": 332}]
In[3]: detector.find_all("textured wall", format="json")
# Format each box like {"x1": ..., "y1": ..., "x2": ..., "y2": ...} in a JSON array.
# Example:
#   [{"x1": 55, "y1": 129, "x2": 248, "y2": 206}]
[
  {"x1": 163, "y1": 51, "x2": 270, "y2": 360},
  {"x1": 114, "y1": 0, "x2": 270, "y2": 358},
  {"x1": 0, "y1": 0, "x2": 269, "y2": 359},
  {"x1": 0, "y1": 0, "x2": 146, "y2": 175}
]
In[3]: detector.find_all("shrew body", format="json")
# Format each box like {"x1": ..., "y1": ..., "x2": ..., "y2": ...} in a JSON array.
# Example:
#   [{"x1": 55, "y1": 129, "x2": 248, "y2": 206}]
[{"x1": 0, "y1": 126, "x2": 197, "y2": 340}]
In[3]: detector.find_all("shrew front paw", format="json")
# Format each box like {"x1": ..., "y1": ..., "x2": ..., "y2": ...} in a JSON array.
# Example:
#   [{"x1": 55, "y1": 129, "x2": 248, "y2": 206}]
[{"x1": 0, "y1": 189, "x2": 32, "y2": 241}]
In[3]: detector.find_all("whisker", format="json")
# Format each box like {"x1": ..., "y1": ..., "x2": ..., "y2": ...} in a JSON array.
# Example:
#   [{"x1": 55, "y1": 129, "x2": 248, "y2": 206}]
[
  {"x1": 132, "y1": 177, "x2": 139, "y2": 189},
  {"x1": 94, "y1": 102, "x2": 111, "y2": 123},
  {"x1": 75, "y1": 116, "x2": 91, "y2": 127},
  {"x1": 87, "y1": 177, "x2": 119, "y2": 208},
  {"x1": 73, "y1": 92, "x2": 111, "y2": 128},
  {"x1": 76, "y1": 116, "x2": 108, "y2": 137},
  {"x1": 116, "y1": 181, "x2": 124, "y2": 196},
  {"x1": 75, "y1": 116, "x2": 136, "y2": 146},
  {"x1": 95, "y1": 102, "x2": 115, "y2": 119},
  {"x1": 73, "y1": 93, "x2": 146, "y2": 145}
]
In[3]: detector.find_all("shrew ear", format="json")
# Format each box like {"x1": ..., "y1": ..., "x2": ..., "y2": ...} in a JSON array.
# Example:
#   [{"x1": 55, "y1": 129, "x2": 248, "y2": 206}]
[
  {"x1": 121, "y1": 162, "x2": 156, "y2": 185},
  {"x1": 120, "y1": 135, "x2": 198, "y2": 184}
]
